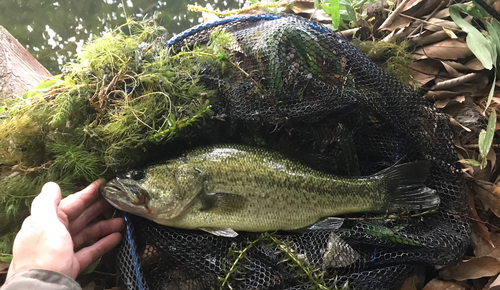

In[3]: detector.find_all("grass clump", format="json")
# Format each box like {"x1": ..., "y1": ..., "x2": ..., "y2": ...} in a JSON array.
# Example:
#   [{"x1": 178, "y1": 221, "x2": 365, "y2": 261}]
[{"x1": 0, "y1": 14, "x2": 233, "y2": 253}]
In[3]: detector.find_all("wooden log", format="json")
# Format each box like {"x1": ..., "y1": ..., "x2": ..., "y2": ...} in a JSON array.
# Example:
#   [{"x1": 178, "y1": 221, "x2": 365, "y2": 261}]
[{"x1": 0, "y1": 25, "x2": 52, "y2": 99}]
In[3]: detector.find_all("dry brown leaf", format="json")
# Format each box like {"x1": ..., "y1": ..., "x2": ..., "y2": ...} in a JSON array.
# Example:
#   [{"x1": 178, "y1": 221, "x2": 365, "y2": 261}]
[
  {"x1": 400, "y1": 274, "x2": 418, "y2": 290},
  {"x1": 439, "y1": 256, "x2": 500, "y2": 281},
  {"x1": 440, "y1": 61, "x2": 460, "y2": 78},
  {"x1": 466, "y1": 58, "x2": 486, "y2": 71},
  {"x1": 402, "y1": 0, "x2": 443, "y2": 18},
  {"x1": 0, "y1": 261, "x2": 8, "y2": 273},
  {"x1": 478, "y1": 96, "x2": 500, "y2": 113},
  {"x1": 450, "y1": 116, "x2": 472, "y2": 131},
  {"x1": 474, "y1": 232, "x2": 500, "y2": 259},
  {"x1": 424, "y1": 18, "x2": 459, "y2": 32},
  {"x1": 433, "y1": 7, "x2": 450, "y2": 18},
  {"x1": 422, "y1": 278, "x2": 467, "y2": 290},
  {"x1": 442, "y1": 61, "x2": 472, "y2": 71},
  {"x1": 411, "y1": 30, "x2": 449, "y2": 46},
  {"x1": 466, "y1": 184, "x2": 494, "y2": 248},
  {"x1": 381, "y1": 15, "x2": 413, "y2": 32},
  {"x1": 491, "y1": 274, "x2": 500, "y2": 289},
  {"x1": 482, "y1": 275, "x2": 499, "y2": 290},
  {"x1": 409, "y1": 59, "x2": 441, "y2": 85},
  {"x1": 424, "y1": 90, "x2": 462, "y2": 101},
  {"x1": 487, "y1": 147, "x2": 496, "y2": 174},
  {"x1": 413, "y1": 39, "x2": 472, "y2": 60},
  {"x1": 472, "y1": 180, "x2": 500, "y2": 219},
  {"x1": 290, "y1": 1, "x2": 331, "y2": 22},
  {"x1": 443, "y1": 27, "x2": 459, "y2": 39},
  {"x1": 435, "y1": 96, "x2": 465, "y2": 109},
  {"x1": 401, "y1": 0, "x2": 425, "y2": 13}
]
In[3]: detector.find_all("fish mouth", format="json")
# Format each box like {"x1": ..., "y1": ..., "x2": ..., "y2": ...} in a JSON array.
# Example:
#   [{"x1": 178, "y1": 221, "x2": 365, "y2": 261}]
[
  {"x1": 99, "y1": 178, "x2": 150, "y2": 214},
  {"x1": 100, "y1": 179, "x2": 128, "y2": 199},
  {"x1": 99, "y1": 178, "x2": 127, "y2": 204}
]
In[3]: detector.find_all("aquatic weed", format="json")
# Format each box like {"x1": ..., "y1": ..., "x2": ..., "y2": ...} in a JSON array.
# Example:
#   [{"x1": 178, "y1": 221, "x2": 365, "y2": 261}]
[{"x1": 0, "y1": 15, "x2": 233, "y2": 252}]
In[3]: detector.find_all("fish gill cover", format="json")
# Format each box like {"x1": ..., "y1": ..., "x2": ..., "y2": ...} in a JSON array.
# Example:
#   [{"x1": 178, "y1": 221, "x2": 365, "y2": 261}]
[{"x1": 0, "y1": 13, "x2": 469, "y2": 290}]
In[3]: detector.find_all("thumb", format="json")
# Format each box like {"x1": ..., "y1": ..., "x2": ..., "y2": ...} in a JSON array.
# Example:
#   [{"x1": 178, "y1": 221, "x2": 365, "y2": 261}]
[{"x1": 31, "y1": 182, "x2": 62, "y2": 217}]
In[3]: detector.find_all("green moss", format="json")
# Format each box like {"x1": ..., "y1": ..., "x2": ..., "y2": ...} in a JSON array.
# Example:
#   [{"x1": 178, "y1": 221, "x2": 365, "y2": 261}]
[
  {"x1": 0, "y1": 15, "x2": 234, "y2": 253},
  {"x1": 351, "y1": 39, "x2": 417, "y2": 88}
]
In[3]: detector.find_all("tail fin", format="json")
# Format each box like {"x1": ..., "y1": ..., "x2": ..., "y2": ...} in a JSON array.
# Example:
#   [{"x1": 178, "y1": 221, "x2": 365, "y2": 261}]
[{"x1": 379, "y1": 160, "x2": 440, "y2": 212}]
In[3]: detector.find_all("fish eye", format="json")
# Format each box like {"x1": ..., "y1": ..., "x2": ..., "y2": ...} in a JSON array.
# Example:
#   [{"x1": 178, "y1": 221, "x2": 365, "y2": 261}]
[{"x1": 126, "y1": 170, "x2": 145, "y2": 180}]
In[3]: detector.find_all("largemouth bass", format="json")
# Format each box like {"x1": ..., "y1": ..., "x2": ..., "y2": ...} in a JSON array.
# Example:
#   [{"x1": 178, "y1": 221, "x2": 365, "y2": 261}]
[{"x1": 100, "y1": 144, "x2": 439, "y2": 237}]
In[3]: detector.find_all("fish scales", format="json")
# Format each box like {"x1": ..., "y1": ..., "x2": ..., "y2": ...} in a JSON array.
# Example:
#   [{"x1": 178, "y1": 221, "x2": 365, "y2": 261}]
[
  {"x1": 101, "y1": 144, "x2": 439, "y2": 235},
  {"x1": 143, "y1": 146, "x2": 384, "y2": 231}
]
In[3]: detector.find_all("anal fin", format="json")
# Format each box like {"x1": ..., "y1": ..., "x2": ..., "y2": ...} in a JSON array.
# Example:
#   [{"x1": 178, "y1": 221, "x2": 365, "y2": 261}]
[
  {"x1": 307, "y1": 217, "x2": 344, "y2": 231},
  {"x1": 200, "y1": 227, "x2": 239, "y2": 237}
]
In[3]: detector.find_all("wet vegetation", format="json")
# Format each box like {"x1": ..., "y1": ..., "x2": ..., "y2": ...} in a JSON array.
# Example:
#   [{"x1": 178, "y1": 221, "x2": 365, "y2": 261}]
[{"x1": 0, "y1": 16, "x2": 234, "y2": 252}]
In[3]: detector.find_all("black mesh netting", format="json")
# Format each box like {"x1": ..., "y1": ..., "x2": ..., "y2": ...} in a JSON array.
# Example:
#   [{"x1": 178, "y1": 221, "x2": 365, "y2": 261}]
[{"x1": 116, "y1": 14, "x2": 471, "y2": 290}]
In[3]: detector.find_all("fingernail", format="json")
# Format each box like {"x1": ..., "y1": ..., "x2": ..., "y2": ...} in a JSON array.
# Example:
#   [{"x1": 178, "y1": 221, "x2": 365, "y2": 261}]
[{"x1": 42, "y1": 182, "x2": 60, "y2": 193}]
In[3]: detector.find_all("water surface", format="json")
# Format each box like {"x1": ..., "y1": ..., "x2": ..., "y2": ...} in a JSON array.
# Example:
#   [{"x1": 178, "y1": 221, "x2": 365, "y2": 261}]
[{"x1": 1, "y1": 0, "x2": 244, "y2": 73}]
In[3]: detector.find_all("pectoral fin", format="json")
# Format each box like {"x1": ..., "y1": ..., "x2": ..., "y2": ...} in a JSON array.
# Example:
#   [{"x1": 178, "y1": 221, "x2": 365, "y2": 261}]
[
  {"x1": 198, "y1": 192, "x2": 247, "y2": 213},
  {"x1": 200, "y1": 227, "x2": 238, "y2": 237}
]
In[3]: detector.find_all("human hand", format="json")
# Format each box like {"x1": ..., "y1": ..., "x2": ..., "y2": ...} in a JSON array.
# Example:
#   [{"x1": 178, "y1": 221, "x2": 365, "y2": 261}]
[{"x1": 7, "y1": 179, "x2": 125, "y2": 280}]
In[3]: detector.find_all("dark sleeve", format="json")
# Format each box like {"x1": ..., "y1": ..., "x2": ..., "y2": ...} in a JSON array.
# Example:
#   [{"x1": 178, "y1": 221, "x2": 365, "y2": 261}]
[{"x1": 0, "y1": 269, "x2": 81, "y2": 290}]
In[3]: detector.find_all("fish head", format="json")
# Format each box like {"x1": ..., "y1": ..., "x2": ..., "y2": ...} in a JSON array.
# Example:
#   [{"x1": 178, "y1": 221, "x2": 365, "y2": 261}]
[{"x1": 100, "y1": 161, "x2": 205, "y2": 221}]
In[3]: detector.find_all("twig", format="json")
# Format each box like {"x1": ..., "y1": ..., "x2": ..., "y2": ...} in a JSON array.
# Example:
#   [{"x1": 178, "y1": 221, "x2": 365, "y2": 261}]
[
  {"x1": 379, "y1": 0, "x2": 412, "y2": 30},
  {"x1": 407, "y1": 0, "x2": 449, "y2": 38},
  {"x1": 386, "y1": 9, "x2": 462, "y2": 31},
  {"x1": 431, "y1": 73, "x2": 480, "y2": 91}
]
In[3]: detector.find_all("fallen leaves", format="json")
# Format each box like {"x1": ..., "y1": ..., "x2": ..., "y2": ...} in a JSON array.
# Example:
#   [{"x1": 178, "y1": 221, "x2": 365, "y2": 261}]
[
  {"x1": 409, "y1": 59, "x2": 441, "y2": 86},
  {"x1": 421, "y1": 279, "x2": 468, "y2": 290},
  {"x1": 413, "y1": 39, "x2": 472, "y2": 60},
  {"x1": 440, "y1": 257, "x2": 500, "y2": 281}
]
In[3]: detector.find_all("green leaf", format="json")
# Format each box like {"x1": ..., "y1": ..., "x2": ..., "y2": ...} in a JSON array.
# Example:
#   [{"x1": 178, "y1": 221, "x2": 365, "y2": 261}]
[
  {"x1": 344, "y1": 4, "x2": 356, "y2": 23},
  {"x1": 79, "y1": 257, "x2": 101, "y2": 275},
  {"x1": 462, "y1": 159, "x2": 482, "y2": 167},
  {"x1": 353, "y1": 0, "x2": 369, "y2": 9},
  {"x1": 484, "y1": 72, "x2": 497, "y2": 111},
  {"x1": 0, "y1": 255, "x2": 12, "y2": 263},
  {"x1": 0, "y1": 106, "x2": 6, "y2": 114},
  {"x1": 365, "y1": 225, "x2": 425, "y2": 246},
  {"x1": 449, "y1": 4, "x2": 496, "y2": 70},
  {"x1": 470, "y1": 1, "x2": 493, "y2": 18},
  {"x1": 481, "y1": 157, "x2": 488, "y2": 169},
  {"x1": 314, "y1": 0, "x2": 320, "y2": 9},
  {"x1": 486, "y1": 20, "x2": 500, "y2": 57},
  {"x1": 321, "y1": 3, "x2": 332, "y2": 15},
  {"x1": 330, "y1": 0, "x2": 341, "y2": 29},
  {"x1": 479, "y1": 110, "x2": 496, "y2": 160},
  {"x1": 22, "y1": 77, "x2": 62, "y2": 99}
]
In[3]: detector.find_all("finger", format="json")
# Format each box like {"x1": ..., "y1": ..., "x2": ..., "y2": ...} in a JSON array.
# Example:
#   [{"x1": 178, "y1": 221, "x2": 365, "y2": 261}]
[
  {"x1": 68, "y1": 197, "x2": 113, "y2": 235},
  {"x1": 75, "y1": 232, "x2": 122, "y2": 275},
  {"x1": 60, "y1": 179, "x2": 106, "y2": 221},
  {"x1": 72, "y1": 217, "x2": 125, "y2": 249},
  {"x1": 30, "y1": 182, "x2": 61, "y2": 217}
]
